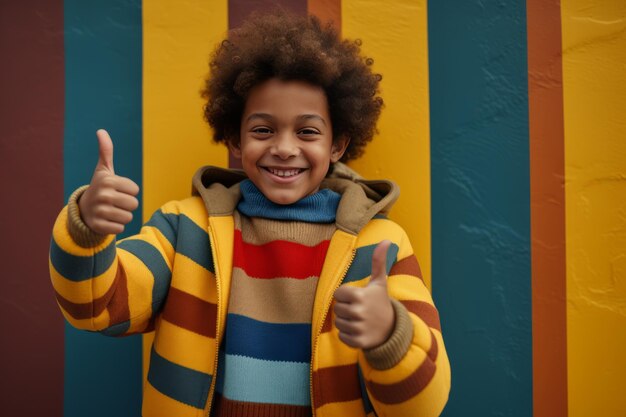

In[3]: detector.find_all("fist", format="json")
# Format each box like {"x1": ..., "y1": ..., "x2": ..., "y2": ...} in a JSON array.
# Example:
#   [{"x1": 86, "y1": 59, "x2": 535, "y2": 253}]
[
  {"x1": 78, "y1": 129, "x2": 140, "y2": 235},
  {"x1": 333, "y1": 240, "x2": 395, "y2": 349}
]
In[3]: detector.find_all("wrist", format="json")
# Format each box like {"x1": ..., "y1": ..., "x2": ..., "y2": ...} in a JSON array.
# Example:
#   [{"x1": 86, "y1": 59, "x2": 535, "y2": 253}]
[
  {"x1": 363, "y1": 298, "x2": 413, "y2": 370},
  {"x1": 67, "y1": 185, "x2": 107, "y2": 247}
]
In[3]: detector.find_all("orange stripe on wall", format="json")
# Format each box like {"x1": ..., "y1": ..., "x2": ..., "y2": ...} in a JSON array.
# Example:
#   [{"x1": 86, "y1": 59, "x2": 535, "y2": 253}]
[
  {"x1": 308, "y1": 0, "x2": 341, "y2": 31},
  {"x1": 526, "y1": 1, "x2": 568, "y2": 416}
]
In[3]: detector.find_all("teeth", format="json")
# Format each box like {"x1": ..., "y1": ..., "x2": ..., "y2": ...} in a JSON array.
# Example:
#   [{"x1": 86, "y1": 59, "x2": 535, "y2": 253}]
[{"x1": 268, "y1": 168, "x2": 302, "y2": 177}]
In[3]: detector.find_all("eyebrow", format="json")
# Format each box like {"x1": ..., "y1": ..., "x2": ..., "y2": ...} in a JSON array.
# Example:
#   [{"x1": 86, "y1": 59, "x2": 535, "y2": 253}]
[
  {"x1": 245, "y1": 113, "x2": 327, "y2": 126},
  {"x1": 297, "y1": 114, "x2": 327, "y2": 126},
  {"x1": 245, "y1": 113, "x2": 274, "y2": 123}
]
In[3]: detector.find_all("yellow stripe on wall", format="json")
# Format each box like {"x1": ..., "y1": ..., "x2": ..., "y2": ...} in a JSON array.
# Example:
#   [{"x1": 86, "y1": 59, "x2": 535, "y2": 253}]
[
  {"x1": 142, "y1": 0, "x2": 229, "y2": 381},
  {"x1": 562, "y1": 1, "x2": 626, "y2": 416},
  {"x1": 343, "y1": 0, "x2": 432, "y2": 288}
]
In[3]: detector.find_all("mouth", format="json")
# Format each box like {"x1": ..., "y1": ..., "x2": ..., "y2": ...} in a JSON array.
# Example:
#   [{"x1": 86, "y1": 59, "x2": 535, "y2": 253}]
[{"x1": 262, "y1": 166, "x2": 307, "y2": 178}]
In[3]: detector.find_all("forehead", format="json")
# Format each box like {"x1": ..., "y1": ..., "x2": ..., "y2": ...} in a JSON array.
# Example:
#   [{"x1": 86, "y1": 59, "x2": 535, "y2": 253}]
[{"x1": 242, "y1": 78, "x2": 330, "y2": 121}]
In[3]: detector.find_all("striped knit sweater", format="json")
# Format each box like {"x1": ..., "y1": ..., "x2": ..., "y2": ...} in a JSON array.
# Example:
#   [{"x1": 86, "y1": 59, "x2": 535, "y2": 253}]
[
  {"x1": 49, "y1": 165, "x2": 451, "y2": 417},
  {"x1": 212, "y1": 180, "x2": 338, "y2": 416}
]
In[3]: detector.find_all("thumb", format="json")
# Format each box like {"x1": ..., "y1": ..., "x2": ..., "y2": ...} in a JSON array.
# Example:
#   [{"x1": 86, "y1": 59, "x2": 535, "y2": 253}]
[
  {"x1": 96, "y1": 129, "x2": 115, "y2": 173},
  {"x1": 369, "y1": 240, "x2": 392, "y2": 287}
]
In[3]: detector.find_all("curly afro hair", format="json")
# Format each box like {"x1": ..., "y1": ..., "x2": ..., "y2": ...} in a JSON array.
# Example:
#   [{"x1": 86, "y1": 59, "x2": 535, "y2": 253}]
[{"x1": 201, "y1": 10, "x2": 383, "y2": 162}]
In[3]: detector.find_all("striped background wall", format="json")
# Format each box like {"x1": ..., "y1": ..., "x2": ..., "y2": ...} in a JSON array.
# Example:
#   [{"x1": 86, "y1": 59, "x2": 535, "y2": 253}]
[{"x1": 2, "y1": 1, "x2": 625, "y2": 416}]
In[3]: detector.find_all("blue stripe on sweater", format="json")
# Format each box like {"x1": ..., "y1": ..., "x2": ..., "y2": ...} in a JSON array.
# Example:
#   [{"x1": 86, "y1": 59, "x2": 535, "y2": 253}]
[
  {"x1": 144, "y1": 210, "x2": 178, "y2": 247},
  {"x1": 117, "y1": 239, "x2": 171, "y2": 312},
  {"x1": 223, "y1": 314, "x2": 311, "y2": 362},
  {"x1": 144, "y1": 211, "x2": 214, "y2": 273},
  {"x1": 216, "y1": 351, "x2": 311, "y2": 406},
  {"x1": 176, "y1": 214, "x2": 214, "y2": 272},
  {"x1": 343, "y1": 243, "x2": 399, "y2": 284},
  {"x1": 148, "y1": 346, "x2": 212, "y2": 409},
  {"x1": 50, "y1": 237, "x2": 116, "y2": 282}
]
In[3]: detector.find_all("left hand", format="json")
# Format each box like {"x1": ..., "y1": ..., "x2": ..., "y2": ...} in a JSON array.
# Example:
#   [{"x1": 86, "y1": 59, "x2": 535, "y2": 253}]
[{"x1": 333, "y1": 240, "x2": 395, "y2": 349}]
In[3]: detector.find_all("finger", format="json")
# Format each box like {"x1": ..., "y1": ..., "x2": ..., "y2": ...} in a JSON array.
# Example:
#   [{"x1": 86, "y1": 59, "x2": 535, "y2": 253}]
[
  {"x1": 333, "y1": 301, "x2": 363, "y2": 321},
  {"x1": 96, "y1": 129, "x2": 115, "y2": 173},
  {"x1": 337, "y1": 331, "x2": 361, "y2": 348},
  {"x1": 334, "y1": 316, "x2": 361, "y2": 335},
  {"x1": 97, "y1": 206, "x2": 134, "y2": 225},
  {"x1": 369, "y1": 240, "x2": 392, "y2": 287},
  {"x1": 112, "y1": 193, "x2": 139, "y2": 212},
  {"x1": 90, "y1": 219, "x2": 125, "y2": 235},
  {"x1": 113, "y1": 176, "x2": 140, "y2": 196},
  {"x1": 334, "y1": 284, "x2": 362, "y2": 304}
]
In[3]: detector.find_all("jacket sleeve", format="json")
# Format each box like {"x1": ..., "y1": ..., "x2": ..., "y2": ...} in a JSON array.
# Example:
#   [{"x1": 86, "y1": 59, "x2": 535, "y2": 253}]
[
  {"x1": 358, "y1": 224, "x2": 451, "y2": 417},
  {"x1": 49, "y1": 186, "x2": 182, "y2": 336}
]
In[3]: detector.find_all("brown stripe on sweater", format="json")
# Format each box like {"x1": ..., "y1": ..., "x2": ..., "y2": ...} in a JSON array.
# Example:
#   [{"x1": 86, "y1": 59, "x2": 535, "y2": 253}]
[
  {"x1": 54, "y1": 266, "x2": 124, "y2": 320},
  {"x1": 399, "y1": 300, "x2": 441, "y2": 331},
  {"x1": 212, "y1": 393, "x2": 311, "y2": 417},
  {"x1": 229, "y1": 269, "x2": 318, "y2": 323},
  {"x1": 105, "y1": 264, "x2": 131, "y2": 327},
  {"x1": 366, "y1": 331, "x2": 439, "y2": 404},
  {"x1": 162, "y1": 286, "x2": 217, "y2": 338},
  {"x1": 389, "y1": 255, "x2": 423, "y2": 281},
  {"x1": 313, "y1": 363, "x2": 361, "y2": 407},
  {"x1": 237, "y1": 214, "x2": 336, "y2": 246}
]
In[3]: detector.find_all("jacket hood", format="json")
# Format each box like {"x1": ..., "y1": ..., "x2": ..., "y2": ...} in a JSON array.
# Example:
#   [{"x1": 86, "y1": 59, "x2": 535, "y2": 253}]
[{"x1": 191, "y1": 163, "x2": 399, "y2": 235}]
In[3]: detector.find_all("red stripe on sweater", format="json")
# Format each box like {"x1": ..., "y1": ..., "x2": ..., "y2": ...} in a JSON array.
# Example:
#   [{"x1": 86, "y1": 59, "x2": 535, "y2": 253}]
[
  {"x1": 366, "y1": 331, "x2": 439, "y2": 404},
  {"x1": 233, "y1": 229, "x2": 330, "y2": 279}
]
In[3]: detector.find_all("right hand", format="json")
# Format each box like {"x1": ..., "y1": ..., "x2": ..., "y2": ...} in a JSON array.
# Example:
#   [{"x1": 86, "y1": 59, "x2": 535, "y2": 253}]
[{"x1": 78, "y1": 129, "x2": 140, "y2": 235}]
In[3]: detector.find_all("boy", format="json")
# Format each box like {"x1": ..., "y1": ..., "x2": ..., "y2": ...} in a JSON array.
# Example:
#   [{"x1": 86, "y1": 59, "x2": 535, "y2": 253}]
[{"x1": 50, "y1": 11, "x2": 450, "y2": 417}]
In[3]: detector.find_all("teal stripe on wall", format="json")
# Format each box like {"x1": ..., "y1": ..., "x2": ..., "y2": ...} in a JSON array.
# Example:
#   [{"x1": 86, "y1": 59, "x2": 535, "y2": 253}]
[
  {"x1": 428, "y1": 2, "x2": 532, "y2": 416},
  {"x1": 63, "y1": 1, "x2": 143, "y2": 416}
]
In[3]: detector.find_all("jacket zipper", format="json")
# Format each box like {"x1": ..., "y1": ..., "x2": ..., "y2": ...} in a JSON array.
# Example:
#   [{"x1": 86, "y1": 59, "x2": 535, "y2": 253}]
[
  {"x1": 205, "y1": 226, "x2": 222, "y2": 417},
  {"x1": 309, "y1": 248, "x2": 356, "y2": 417}
]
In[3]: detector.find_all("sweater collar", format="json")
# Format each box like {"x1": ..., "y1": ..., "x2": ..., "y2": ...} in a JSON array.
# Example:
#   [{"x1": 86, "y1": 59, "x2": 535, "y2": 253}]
[{"x1": 237, "y1": 179, "x2": 340, "y2": 223}]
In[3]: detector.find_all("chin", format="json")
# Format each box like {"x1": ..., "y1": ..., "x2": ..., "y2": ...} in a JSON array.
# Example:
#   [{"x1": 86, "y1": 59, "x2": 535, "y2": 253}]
[
  {"x1": 268, "y1": 195, "x2": 300, "y2": 205},
  {"x1": 263, "y1": 190, "x2": 304, "y2": 205}
]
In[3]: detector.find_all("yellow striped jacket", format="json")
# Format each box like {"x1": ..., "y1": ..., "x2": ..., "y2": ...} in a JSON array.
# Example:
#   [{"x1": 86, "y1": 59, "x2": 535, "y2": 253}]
[{"x1": 49, "y1": 166, "x2": 450, "y2": 417}]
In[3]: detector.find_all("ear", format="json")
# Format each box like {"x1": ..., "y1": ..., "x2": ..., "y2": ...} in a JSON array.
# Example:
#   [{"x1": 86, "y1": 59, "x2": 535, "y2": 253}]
[
  {"x1": 227, "y1": 139, "x2": 242, "y2": 159},
  {"x1": 330, "y1": 136, "x2": 350, "y2": 163}
]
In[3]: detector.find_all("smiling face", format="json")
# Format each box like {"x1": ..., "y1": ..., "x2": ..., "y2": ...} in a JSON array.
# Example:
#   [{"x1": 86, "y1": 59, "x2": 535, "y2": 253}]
[{"x1": 231, "y1": 78, "x2": 349, "y2": 205}]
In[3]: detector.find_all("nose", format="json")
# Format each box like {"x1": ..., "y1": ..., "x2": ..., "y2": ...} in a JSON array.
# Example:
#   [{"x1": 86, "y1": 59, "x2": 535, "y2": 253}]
[{"x1": 270, "y1": 133, "x2": 300, "y2": 159}]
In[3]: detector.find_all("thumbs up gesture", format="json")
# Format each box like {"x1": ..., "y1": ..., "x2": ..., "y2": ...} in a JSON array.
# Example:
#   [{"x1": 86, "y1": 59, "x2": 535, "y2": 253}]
[
  {"x1": 333, "y1": 240, "x2": 395, "y2": 349},
  {"x1": 78, "y1": 129, "x2": 140, "y2": 235}
]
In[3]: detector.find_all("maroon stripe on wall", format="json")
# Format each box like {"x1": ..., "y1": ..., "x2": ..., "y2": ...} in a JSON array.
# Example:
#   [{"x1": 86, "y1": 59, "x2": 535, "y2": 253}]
[
  {"x1": 0, "y1": 1, "x2": 65, "y2": 416},
  {"x1": 227, "y1": 0, "x2": 308, "y2": 169}
]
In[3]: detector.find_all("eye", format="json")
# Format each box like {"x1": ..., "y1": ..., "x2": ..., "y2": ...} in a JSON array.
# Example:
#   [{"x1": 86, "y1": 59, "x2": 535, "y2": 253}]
[
  {"x1": 251, "y1": 126, "x2": 273, "y2": 137},
  {"x1": 298, "y1": 128, "x2": 320, "y2": 138}
]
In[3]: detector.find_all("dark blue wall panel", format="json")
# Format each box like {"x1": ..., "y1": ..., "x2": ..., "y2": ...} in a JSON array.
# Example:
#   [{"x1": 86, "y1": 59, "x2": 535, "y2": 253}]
[
  {"x1": 428, "y1": 2, "x2": 532, "y2": 416},
  {"x1": 64, "y1": 1, "x2": 142, "y2": 416}
]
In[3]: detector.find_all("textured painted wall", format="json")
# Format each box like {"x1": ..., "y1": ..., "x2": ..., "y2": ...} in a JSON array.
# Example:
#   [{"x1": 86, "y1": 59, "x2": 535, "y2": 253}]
[
  {"x1": 1, "y1": 2, "x2": 65, "y2": 414},
  {"x1": 63, "y1": 1, "x2": 143, "y2": 415},
  {"x1": 562, "y1": 1, "x2": 626, "y2": 416},
  {"x1": 428, "y1": 2, "x2": 532, "y2": 416},
  {"x1": 3, "y1": 0, "x2": 626, "y2": 416}
]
